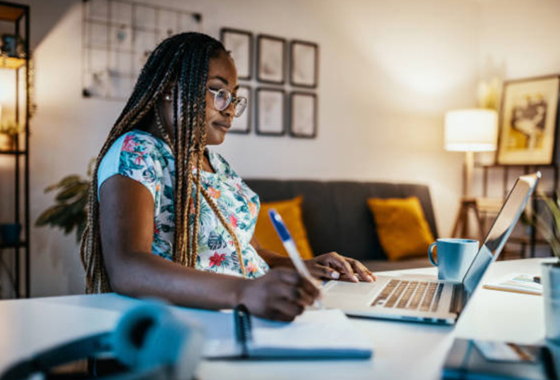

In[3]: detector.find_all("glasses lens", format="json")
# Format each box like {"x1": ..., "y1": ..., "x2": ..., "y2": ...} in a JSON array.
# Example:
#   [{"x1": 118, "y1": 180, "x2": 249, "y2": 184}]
[
  {"x1": 214, "y1": 89, "x2": 231, "y2": 111},
  {"x1": 235, "y1": 97, "x2": 248, "y2": 117}
]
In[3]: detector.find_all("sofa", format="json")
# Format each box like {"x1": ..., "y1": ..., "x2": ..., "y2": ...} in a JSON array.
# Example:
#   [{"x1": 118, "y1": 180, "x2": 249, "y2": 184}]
[{"x1": 244, "y1": 179, "x2": 438, "y2": 272}]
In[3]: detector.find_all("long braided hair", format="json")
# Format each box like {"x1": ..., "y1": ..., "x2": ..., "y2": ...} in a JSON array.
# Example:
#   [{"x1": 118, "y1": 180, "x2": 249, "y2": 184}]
[{"x1": 80, "y1": 32, "x2": 246, "y2": 294}]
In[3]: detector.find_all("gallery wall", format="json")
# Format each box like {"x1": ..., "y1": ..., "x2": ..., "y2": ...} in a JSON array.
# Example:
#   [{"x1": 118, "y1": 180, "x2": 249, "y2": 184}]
[{"x1": 2, "y1": 0, "x2": 485, "y2": 296}]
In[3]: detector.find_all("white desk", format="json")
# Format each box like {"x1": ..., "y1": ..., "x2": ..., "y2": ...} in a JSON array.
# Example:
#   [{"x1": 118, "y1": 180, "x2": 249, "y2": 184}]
[{"x1": 0, "y1": 258, "x2": 552, "y2": 380}]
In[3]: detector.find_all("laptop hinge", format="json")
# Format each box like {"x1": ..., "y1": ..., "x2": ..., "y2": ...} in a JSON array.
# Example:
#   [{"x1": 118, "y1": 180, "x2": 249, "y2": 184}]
[{"x1": 449, "y1": 284, "x2": 466, "y2": 315}]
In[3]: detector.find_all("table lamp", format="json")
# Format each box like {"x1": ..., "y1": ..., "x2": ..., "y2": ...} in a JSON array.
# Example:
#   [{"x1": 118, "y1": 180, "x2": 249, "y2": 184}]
[{"x1": 445, "y1": 109, "x2": 497, "y2": 238}]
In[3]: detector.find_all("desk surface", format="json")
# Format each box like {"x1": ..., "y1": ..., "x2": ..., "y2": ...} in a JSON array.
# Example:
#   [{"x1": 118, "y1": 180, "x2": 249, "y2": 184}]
[{"x1": 0, "y1": 258, "x2": 552, "y2": 380}]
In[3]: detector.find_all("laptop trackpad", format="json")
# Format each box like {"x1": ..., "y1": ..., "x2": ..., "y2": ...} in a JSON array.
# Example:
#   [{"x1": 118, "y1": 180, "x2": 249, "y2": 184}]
[{"x1": 325, "y1": 281, "x2": 379, "y2": 295}]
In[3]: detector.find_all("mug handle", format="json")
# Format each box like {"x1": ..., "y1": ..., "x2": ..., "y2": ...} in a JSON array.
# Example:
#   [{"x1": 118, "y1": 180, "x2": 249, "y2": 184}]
[{"x1": 428, "y1": 242, "x2": 438, "y2": 267}]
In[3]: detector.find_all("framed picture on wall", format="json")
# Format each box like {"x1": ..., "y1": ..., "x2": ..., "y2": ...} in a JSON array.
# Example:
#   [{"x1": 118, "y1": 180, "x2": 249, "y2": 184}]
[
  {"x1": 290, "y1": 40, "x2": 319, "y2": 88},
  {"x1": 497, "y1": 75, "x2": 560, "y2": 165},
  {"x1": 290, "y1": 92, "x2": 317, "y2": 138},
  {"x1": 229, "y1": 86, "x2": 251, "y2": 134},
  {"x1": 220, "y1": 28, "x2": 252, "y2": 80},
  {"x1": 256, "y1": 88, "x2": 285, "y2": 136},
  {"x1": 256, "y1": 35, "x2": 286, "y2": 85}
]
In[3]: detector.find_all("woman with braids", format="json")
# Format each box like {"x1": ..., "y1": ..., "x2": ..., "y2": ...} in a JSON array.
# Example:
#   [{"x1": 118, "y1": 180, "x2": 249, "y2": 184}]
[{"x1": 80, "y1": 32, "x2": 376, "y2": 321}]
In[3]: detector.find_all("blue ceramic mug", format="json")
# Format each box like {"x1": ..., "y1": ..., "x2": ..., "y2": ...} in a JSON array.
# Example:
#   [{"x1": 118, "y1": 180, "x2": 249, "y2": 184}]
[{"x1": 428, "y1": 238, "x2": 479, "y2": 281}]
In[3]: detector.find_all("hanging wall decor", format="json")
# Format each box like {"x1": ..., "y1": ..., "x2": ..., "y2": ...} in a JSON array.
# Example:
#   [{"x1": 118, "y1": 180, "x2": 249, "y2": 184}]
[
  {"x1": 220, "y1": 28, "x2": 252, "y2": 80},
  {"x1": 289, "y1": 92, "x2": 317, "y2": 138},
  {"x1": 497, "y1": 75, "x2": 560, "y2": 165},
  {"x1": 256, "y1": 34, "x2": 286, "y2": 85},
  {"x1": 229, "y1": 85, "x2": 252, "y2": 134},
  {"x1": 290, "y1": 40, "x2": 318, "y2": 89},
  {"x1": 82, "y1": 0, "x2": 202, "y2": 100},
  {"x1": 256, "y1": 88, "x2": 285, "y2": 136}
]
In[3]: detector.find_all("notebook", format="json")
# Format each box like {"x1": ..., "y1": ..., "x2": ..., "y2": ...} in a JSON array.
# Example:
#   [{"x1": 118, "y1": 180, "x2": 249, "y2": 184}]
[
  {"x1": 203, "y1": 306, "x2": 373, "y2": 360},
  {"x1": 483, "y1": 273, "x2": 543, "y2": 296}
]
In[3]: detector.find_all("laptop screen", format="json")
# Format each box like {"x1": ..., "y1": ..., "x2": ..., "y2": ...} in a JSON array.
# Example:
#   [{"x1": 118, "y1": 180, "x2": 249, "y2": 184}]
[{"x1": 462, "y1": 172, "x2": 540, "y2": 295}]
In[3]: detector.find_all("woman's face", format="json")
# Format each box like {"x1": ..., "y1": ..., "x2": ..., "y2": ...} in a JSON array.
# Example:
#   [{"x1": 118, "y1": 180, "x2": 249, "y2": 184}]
[{"x1": 159, "y1": 50, "x2": 239, "y2": 146}]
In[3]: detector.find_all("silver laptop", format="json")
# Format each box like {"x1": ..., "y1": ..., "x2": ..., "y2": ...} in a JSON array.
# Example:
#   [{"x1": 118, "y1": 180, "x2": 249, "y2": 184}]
[{"x1": 322, "y1": 172, "x2": 540, "y2": 325}]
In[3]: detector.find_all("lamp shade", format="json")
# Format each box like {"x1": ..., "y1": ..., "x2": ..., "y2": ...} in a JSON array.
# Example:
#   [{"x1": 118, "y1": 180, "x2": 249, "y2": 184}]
[{"x1": 445, "y1": 109, "x2": 498, "y2": 152}]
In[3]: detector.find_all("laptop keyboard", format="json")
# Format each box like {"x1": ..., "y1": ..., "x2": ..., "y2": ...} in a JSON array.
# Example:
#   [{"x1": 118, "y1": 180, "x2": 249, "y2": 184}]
[{"x1": 371, "y1": 280, "x2": 444, "y2": 312}]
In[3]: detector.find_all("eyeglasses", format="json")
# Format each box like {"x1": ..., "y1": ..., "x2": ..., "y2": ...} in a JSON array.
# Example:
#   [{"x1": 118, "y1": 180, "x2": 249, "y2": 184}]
[{"x1": 207, "y1": 88, "x2": 248, "y2": 118}]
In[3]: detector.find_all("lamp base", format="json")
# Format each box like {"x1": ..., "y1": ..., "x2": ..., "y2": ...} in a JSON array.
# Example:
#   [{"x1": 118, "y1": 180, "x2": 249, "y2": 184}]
[{"x1": 451, "y1": 197, "x2": 485, "y2": 241}]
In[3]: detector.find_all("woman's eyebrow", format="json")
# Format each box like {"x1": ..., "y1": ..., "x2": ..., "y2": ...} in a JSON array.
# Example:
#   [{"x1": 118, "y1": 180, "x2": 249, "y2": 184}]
[{"x1": 209, "y1": 75, "x2": 239, "y2": 90}]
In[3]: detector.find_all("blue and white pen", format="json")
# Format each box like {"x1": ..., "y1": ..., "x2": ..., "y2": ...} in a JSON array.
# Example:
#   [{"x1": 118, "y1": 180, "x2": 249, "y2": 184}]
[{"x1": 268, "y1": 209, "x2": 324, "y2": 309}]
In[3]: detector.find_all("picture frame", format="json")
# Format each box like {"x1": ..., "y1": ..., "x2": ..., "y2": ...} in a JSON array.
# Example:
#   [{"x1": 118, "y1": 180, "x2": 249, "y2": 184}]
[
  {"x1": 289, "y1": 92, "x2": 317, "y2": 139},
  {"x1": 496, "y1": 75, "x2": 560, "y2": 165},
  {"x1": 256, "y1": 34, "x2": 286, "y2": 85},
  {"x1": 290, "y1": 40, "x2": 319, "y2": 89},
  {"x1": 220, "y1": 28, "x2": 253, "y2": 80},
  {"x1": 229, "y1": 86, "x2": 252, "y2": 134},
  {"x1": 256, "y1": 88, "x2": 285, "y2": 136}
]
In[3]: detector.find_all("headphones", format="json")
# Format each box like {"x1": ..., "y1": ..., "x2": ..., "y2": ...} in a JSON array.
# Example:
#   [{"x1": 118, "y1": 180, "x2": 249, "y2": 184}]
[{"x1": 0, "y1": 303, "x2": 205, "y2": 380}]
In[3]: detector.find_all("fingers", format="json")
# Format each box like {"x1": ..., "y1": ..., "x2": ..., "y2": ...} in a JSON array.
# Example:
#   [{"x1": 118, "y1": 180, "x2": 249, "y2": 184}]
[
  {"x1": 309, "y1": 264, "x2": 342, "y2": 281},
  {"x1": 325, "y1": 252, "x2": 357, "y2": 282},
  {"x1": 348, "y1": 259, "x2": 376, "y2": 282}
]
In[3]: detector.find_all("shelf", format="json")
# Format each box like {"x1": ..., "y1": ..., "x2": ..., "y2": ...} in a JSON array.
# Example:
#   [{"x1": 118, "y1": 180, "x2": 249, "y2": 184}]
[
  {"x1": 0, "y1": 241, "x2": 26, "y2": 250},
  {"x1": 0, "y1": 56, "x2": 26, "y2": 70},
  {"x1": 0, "y1": 4, "x2": 25, "y2": 22},
  {"x1": 0, "y1": 150, "x2": 27, "y2": 155}
]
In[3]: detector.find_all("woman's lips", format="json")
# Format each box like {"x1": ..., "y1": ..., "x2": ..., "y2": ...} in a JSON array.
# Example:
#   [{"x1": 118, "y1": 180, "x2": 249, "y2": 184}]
[{"x1": 213, "y1": 121, "x2": 231, "y2": 131}]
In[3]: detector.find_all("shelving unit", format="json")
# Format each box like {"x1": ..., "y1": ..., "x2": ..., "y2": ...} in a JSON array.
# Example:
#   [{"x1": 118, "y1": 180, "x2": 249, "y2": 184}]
[
  {"x1": 0, "y1": 1, "x2": 30, "y2": 298},
  {"x1": 478, "y1": 163, "x2": 559, "y2": 258}
]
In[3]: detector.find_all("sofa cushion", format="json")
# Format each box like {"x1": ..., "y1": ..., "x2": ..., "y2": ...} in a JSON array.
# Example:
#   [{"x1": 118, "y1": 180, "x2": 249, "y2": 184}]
[
  {"x1": 367, "y1": 196, "x2": 434, "y2": 261},
  {"x1": 255, "y1": 196, "x2": 314, "y2": 259}
]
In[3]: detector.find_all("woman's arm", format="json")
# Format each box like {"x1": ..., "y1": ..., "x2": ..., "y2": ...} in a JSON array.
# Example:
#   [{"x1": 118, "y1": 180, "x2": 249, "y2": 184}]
[
  {"x1": 99, "y1": 175, "x2": 318, "y2": 321},
  {"x1": 250, "y1": 235, "x2": 376, "y2": 283}
]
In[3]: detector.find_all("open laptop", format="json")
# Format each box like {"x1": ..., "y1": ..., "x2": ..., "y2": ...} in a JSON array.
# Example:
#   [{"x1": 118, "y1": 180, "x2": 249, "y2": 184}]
[{"x1": 322, "y1": 172, "x2": 541, "y2": 325}]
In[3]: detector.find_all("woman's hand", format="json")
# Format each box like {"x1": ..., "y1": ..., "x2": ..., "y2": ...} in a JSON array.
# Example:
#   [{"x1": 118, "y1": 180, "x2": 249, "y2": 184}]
[
  {"x1": 306, "y1": 252, "x2": 376, "y2": 283},
  {"x1": 237, "y1": 267, "x2": 320, "y2": 321}
]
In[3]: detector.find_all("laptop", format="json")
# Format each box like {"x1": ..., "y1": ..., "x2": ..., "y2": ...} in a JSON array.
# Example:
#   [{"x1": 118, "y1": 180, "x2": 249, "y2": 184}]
[{"x1": 322, "y1": 172, "x2": 541, "y2": 325}]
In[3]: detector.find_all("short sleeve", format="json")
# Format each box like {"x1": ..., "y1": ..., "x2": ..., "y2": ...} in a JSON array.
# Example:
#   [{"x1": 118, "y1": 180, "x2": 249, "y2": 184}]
[{"x1": 97, "y1": 133, "x2": 161, "y2": 202}]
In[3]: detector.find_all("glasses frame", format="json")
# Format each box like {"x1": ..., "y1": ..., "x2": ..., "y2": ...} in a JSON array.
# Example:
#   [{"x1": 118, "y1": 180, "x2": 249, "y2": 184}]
[{"x1": 207, "y1": 88, "x2": 248, "y2": 118}]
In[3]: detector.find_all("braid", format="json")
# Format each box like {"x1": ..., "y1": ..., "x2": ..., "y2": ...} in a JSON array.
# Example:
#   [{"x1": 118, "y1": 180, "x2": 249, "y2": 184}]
[{"x1": 80, "y1": 33, "x2": 247, "y2": 294}]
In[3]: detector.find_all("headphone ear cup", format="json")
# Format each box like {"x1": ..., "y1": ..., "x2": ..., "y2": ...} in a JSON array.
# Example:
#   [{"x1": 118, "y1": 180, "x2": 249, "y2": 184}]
[
  {"x1": 136, "y1": 309, "x2": 205, "y2": 380},
  {"x1": 112, "y1": 304, "x2": 170, "y2": 369}
]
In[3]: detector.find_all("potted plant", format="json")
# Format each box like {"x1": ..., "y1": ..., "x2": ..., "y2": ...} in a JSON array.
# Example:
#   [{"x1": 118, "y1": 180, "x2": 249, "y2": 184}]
[
  {"x1": 0, "y1": 120, "x2": 23, "y2": 151},
  {"x1": 530, "y1": 194, "x2": 560, "y2": 342},
  {"x1": 35, "y1": 159, "x2": 93, "y2": 242}
]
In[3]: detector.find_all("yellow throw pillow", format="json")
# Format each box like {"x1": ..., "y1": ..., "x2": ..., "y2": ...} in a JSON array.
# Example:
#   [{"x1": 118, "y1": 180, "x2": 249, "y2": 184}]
[
  {"x1": 255, "y1": 196, "x2": 314, "y2": 260},
  {"x1": 367, "y1": 196, "x2": 434, "y2": 261}
]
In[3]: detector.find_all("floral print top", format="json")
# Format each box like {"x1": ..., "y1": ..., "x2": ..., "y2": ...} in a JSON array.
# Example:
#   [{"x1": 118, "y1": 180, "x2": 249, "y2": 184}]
[{"x1": 97, "y1": 129, "x2": 269, "y2": 279}]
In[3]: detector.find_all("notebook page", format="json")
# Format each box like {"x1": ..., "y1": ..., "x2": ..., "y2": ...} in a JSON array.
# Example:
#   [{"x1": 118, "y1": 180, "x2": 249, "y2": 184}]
[{"x1": 249, "y1": 309, "x2": 373, "y2": 358}]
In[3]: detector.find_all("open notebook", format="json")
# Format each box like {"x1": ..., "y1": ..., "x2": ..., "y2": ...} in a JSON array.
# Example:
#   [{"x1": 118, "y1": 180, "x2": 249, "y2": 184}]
[{"x1": 203, "y1": 308, "x2": 373, "y2": 360}]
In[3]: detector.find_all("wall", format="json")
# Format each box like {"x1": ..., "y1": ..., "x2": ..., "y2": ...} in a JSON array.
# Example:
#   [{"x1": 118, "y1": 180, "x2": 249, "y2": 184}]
[{"x1": 2, "y1": 0, "x2": 483, "y2": 296}]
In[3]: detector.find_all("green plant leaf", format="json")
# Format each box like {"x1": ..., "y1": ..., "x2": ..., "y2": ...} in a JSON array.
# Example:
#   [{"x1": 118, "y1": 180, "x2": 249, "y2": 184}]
[
  {"x1": 35, "y1": 205, "x2": 68, "y2": 226},
  {"x1": 44, "y1": 175, "x2": 82, "y2": 193},
  {"x1": 55, "y1": 182, "x2": 89, "y2": 202}
]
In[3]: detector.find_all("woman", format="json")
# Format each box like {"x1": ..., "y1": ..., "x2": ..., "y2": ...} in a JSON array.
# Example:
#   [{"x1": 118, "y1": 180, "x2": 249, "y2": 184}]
[{"x1": 80, "y1": 32, "x2": 375, "y2": 321}]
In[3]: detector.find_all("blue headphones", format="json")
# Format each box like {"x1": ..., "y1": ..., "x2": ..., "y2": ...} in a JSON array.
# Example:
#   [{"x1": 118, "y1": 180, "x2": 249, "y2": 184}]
[{"x1": 0, "y1": 303, "x2": 205, "y2": 380}]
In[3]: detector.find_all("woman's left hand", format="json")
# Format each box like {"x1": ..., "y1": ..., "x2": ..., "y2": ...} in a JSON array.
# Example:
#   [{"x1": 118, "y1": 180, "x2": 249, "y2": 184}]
[{"x1": 305, "y1": 252, "x2": 376, "y2": 283}]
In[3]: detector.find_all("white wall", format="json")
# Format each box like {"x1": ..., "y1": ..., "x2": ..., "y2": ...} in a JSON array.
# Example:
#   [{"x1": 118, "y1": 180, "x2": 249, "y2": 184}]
[{"x1": 3, "y1": 0, "x2": 484, "y2": 296}]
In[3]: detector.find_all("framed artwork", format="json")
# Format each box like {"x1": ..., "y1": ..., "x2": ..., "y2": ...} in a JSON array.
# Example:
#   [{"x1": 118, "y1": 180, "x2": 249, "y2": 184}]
[
  {"x1": 256, "y1": 88, "x2": 285, "y2": 136},
  {"x1": 497, "y1": 75, "x2": 560, "y2": 165},
  {"x1": 229, "y1": 86, "x2": 251, "y2": 134},
  {"x1": 256, "y1": 35, "x2": 286, "y2": 85},
  {"x1": 220, "y1": 28, "x2": 252, "y2": 80},
  {"x1": 290, "y1": 92, "x2": 317, "y2": 138},
  {"x1": 290, "y1": 40, "x2": 319, "y2": 88}
]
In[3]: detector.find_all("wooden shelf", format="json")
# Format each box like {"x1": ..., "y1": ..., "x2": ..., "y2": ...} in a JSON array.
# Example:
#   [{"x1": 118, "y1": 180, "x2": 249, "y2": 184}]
[
  {"x1": 0, "y1": 4, "x2": 25, "y2": 22},
  {"x1": 0, "y1": 150, "x2": 27, "y2": 155},
  {"x1": 0, "y1": 241, "x2": 26, "y2": 250},
  {"x1": 0, "y1": 56, "x2": 25, "y2": 70}
]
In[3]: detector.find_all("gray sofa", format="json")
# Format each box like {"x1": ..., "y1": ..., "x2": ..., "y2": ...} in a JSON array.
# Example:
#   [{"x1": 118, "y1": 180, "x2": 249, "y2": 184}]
[{"x1": 245, "y1": 179, "x2": 438, "y2": 272}]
